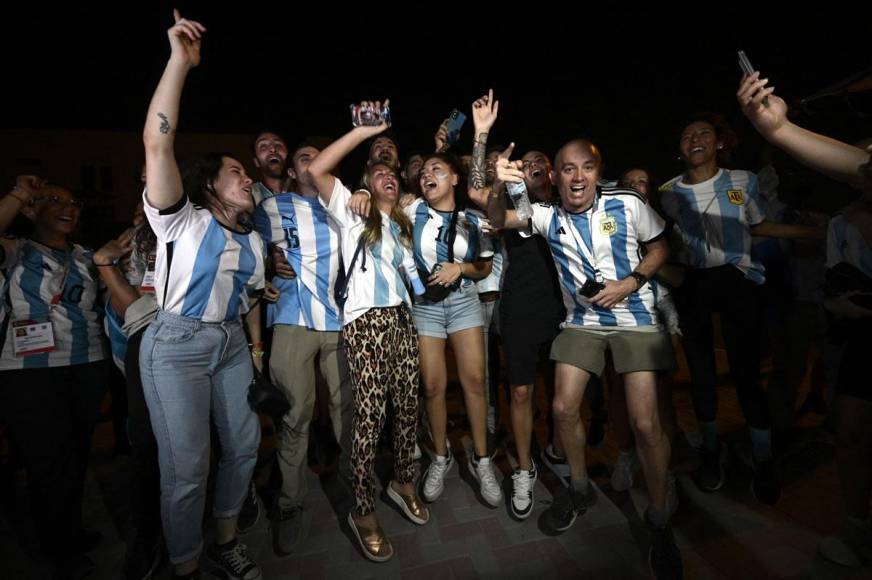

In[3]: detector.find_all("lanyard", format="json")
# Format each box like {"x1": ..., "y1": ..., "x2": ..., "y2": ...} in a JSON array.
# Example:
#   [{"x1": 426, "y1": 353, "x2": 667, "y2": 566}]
[{"x1": 561, "y1": 200, "x2": 605, "y2": 283}]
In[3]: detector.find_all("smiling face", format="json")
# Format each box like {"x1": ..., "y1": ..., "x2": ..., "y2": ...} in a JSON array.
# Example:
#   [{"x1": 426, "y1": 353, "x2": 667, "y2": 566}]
[
  {"x1": 621, "y1": 168, "x2": 651, "y2": 199},
  {"x1": 27, "y1": 185, "x2": 82, "y2": 236},
  {"x1": 679, "y1": 121, "x2": 721, "y2": 169},
  {"x1": 402, "y1": 154, "x2": 424, "y2": 191},
  {"x1": 253, "y1": 132, "x2": 289, "y2": 180},
  {"x1": 551, "y1": 141, "x2": 602, "y2": 212},
  {"x1": 368, "y1": 162, "x2": 400, "y2": 206},
  {"x1": 521, "y1": 151, "x2": 552, "y2": 200},
  {"x1": 212, "y1": 157, "x2": 255, "y2": 212},
  {"x1": 369, "y1": 136, "x2": 399, "y2": 169},
  {"x1": 419, "y1": 157, "x2": 459, "y2": 207}
]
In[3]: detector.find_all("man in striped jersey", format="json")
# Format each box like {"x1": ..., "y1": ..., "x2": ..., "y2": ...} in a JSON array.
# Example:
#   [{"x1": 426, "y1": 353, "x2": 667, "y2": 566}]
[
  {"x1": 252, "y1": 142, "x2": 353, "y2": 557},
  {"x1": 251, "y1": 130, "x2": 290, "y2": 206},
  {"x1": 493, "y1": 139, "x2": 681, "y2": 578}
]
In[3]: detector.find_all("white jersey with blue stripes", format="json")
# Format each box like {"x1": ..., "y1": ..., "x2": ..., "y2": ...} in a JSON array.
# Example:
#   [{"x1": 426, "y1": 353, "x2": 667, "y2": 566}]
[
  {"x1": 660, "y1": 168, "x2": 767, "y2": 284},
  {"x1": 827, "y1": 213, "x2": 872, "y2": 276},
  {"x1": 250, "y1": 181, "x2": 276, "y2": 207},
  {"x1": 253, "y1": 192, "x2": 342, "y2": 331},
  {"x1": 323, "y1": 180, "x2": 417, "y2": 325},
  {"x1": 476, "y1": 235, "x2": 504, "y2": 294},
  {"x1": 0, "y1": 239, "x2": 108, "y2": 370},
  {"x1": 405, "y1": 198, "x2": 493, "y2": 289},
  {"x1": 527, "y1": 188, "x2": 665, "y2": 329},
  {"x1": 143, "y1": 192, "x2": 265, "y2": 323}
]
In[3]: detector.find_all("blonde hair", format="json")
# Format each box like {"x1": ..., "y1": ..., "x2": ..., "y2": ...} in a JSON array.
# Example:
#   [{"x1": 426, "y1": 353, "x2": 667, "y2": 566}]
[{"x1": 360, "y1": 163, "x2": 413, "y2": 249}]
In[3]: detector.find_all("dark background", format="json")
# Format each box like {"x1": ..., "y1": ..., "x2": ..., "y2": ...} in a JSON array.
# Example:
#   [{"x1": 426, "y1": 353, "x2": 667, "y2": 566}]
[{"x1": 3, "y1": 3, "x2": 870, "y2": 186}]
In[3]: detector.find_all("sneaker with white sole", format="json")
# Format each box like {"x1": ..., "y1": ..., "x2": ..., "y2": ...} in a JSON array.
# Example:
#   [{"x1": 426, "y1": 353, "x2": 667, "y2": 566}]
[
  {"x1": 469, "y1": 455, "x2": 503, "y2": 507},
  {"x1": 422, "y1": 451, "x2": 453, "y2": 502},
  {"x1": 610, "y1": 451, "x2": 638, "y2": 492},
  {"x1": 206, "y1": 539, "x2": 261, "y2": 580},
  {"x1": 510, "y1": 463, "x2": 537, "y2": 519}
]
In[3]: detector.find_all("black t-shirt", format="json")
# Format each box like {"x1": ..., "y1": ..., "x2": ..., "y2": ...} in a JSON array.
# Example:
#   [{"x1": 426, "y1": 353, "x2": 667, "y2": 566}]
[{"x1": 499, "y1": 225, "x2": 565, "y2": 338}]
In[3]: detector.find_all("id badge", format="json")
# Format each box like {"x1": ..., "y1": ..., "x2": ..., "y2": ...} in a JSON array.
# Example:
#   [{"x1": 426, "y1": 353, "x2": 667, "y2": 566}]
[
  {"x1": 140, "y1": 254, "x2": 156, "y2": 293},
  {"x1": 11, "y1": 320, "x2": 56, "y2": 357}
]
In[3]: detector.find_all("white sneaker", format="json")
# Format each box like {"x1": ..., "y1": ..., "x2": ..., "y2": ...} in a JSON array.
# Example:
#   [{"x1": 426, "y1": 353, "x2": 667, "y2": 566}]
[
  {"x1": 422, "y1": 451, "x2": 453, "y2": 502},
  {"x1": 510, "y1": 463, "x2": 537, "y2": 519},
  {"x1": 413, "y1": 442, "x2": 422, "y2": 461},
  {"x1": 610, "y1": 451, "x2": 638, "y2": 492},
  {"x1": 469, "y1": 455, "x2": 503, "y2": 507}
]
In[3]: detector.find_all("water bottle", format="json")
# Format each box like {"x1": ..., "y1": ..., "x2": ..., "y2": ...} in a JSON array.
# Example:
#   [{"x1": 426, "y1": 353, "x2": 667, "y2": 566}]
[{"x1": 506, "y1": 180, "x2": 533, "y2": 220}]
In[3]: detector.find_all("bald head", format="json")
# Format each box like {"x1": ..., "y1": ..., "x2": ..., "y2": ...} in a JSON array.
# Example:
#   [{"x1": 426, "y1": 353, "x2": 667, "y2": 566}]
[{"x1": 554, "y1": 139, "x2": 603, "y2": 172}]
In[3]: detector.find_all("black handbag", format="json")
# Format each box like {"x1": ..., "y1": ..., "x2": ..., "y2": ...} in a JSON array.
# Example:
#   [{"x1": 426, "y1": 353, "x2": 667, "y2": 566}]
[
  {"x1": 247, "y1": 369, "x2": 291, "y2": 420},
  {"x1": 334, "y1": 236, "x2": 366, "y2": 311},
  {"x1": 417, "y1": 208, "x2": 461, "y2": 303}
]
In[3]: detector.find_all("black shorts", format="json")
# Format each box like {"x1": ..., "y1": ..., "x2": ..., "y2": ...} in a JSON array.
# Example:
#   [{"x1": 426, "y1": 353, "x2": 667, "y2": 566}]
[{"x1": 502, "y1": 323, "x2": 558, "y2": 387}]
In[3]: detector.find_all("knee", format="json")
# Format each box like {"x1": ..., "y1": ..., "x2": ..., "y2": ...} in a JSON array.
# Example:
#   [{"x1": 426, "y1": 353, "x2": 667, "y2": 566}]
[
  {"x1": 511, "y1": 386, "x2": 531, "y2": 407},
  {"x1": 423, "y1": 379, "x2": 446, "y2": 399},
  {"x1": 552, "y1": 399, "x2": 579, "y2": 426},
  {"x1": 630, "y1": 416, "x2": 662, "y2": 448}
]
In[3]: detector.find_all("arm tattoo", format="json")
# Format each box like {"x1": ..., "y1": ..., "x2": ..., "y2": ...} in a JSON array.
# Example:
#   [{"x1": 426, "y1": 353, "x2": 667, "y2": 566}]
[
  {"x1": 470, "y1": 132, "x2": 488, "y2": 190},
  {"x1": 157, "y1": 113, "x2": 172, "y2": 135}
]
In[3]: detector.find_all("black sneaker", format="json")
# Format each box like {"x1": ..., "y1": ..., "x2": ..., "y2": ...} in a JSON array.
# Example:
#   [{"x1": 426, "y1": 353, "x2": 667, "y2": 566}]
[
  {"x1": 123, "y1": 531, "x2": 162, "y2": 580},
  {"x1": 206, "y1": 539, "x2": 261, "y2": 580},
  {"x1": 646, "y1": 514, "x2": 683, "y2": 580},
  {"x1": 695, "y1": 443, "x2": 725, "y2": 492},
  {"x1": 271, "y1": 505, "x2": 304, "y2": 557},
  {"x1": 236, "y1": 483, "x2": 261, "y2": 535},
  {"x1": 587, "y1": 417, "x2": 605, "y2": 449},
  {"x1": 541, "y1": 484, "x2": 597, "y2": 533},
  {"x1": 751, "y1": 458, "x2": 781, "y2": 505}
]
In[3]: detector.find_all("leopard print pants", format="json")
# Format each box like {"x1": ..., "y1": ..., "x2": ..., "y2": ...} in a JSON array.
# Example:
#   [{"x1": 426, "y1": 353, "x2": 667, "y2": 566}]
[{"x1": 342, "y1": 305, "x2": 420, "y2": 516}]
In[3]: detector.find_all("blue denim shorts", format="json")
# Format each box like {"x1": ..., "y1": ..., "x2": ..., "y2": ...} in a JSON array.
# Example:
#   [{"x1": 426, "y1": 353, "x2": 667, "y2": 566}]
[{"x1": 412, "y1": 283, "x2": 483, "y2": 339}]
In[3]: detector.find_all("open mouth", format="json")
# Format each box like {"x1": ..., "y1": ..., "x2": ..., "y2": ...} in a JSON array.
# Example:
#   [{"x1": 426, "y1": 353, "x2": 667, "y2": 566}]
[
  {"x1": 690, "y1": 146, "x2": 705, "y2": 154},
  {"x1": 384, "y1": 182, "x2": 396, "y2": 192},
  {"x1": 57, "y1": 215, "x2": 75, "y2": 222},
  {"x1": 530, "y1": 168, "x2": 543, "y2": 179},
  {"x1": 570, "y1": 184, "x2": 586, "y2": 193}
]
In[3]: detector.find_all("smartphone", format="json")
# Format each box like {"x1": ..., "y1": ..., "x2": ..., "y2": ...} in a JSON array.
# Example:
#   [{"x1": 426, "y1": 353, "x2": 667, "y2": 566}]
[
  {"x1": 738, "y1": 50, "x2": 768, "y2": 105},
  {"x1": 350, "y1": 103, "x2": 391, "y2": 128},
  {"x1": 445, "y1": 109, "x2": 467, "y2": 147},
  {"x1": 737, "y1": 50, "x2": 755, "y2": 77}
]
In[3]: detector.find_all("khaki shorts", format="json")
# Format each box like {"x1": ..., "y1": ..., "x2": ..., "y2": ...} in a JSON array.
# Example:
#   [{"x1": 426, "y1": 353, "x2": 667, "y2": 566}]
[{"x1": 550, "y1": 327, "x2": 675, "y2": 376}]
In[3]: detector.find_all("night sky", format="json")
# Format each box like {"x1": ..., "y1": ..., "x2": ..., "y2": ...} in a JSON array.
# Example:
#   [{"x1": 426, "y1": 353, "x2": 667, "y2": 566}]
[{"x1": 3, "y1": 4, "x2": 870, "y2": 182}]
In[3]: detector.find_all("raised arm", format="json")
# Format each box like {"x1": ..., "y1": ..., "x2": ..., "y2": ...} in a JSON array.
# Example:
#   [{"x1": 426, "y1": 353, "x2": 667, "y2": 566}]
[
  {"x1": 738, "y1": 72, "x2": 870, "y2": 186},
  {"x1": 307, "y1": 100, "x2": 390, "y2": 206},
  {"x1": 143, "y1": 10, "x2": 206, "y2": 210},
  {"x1": 468, "y1": 89, "x2": 499, "y2": 209}
]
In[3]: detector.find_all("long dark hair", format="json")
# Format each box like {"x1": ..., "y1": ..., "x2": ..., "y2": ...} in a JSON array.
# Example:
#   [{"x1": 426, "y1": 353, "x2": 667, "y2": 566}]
[{"x1": 180, "y1": 152, "x2": 253, "y2": 231}]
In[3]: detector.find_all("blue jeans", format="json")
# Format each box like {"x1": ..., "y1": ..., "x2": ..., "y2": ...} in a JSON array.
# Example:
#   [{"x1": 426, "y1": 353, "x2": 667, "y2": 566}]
[{"x1": 140, "y1": 310, "x2": 260, "y2": 564}]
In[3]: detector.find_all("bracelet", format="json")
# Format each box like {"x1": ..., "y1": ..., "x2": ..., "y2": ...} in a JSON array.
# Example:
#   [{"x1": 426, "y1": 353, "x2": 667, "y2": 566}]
[
  {"x1": 354, "y1": 188, "x2": 371, "y2": 199},
  {"x1": 8, "y1": 191, "x2": 30, "y2": 205},
  {"x1": 629, "y1": 271, "x2": 648, "y2": 290}
]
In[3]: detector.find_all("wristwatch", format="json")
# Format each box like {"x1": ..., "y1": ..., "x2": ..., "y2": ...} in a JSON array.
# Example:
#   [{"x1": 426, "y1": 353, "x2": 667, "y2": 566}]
[{"x1": 629, "y1": 271, "x2": 648, "y2": 290}]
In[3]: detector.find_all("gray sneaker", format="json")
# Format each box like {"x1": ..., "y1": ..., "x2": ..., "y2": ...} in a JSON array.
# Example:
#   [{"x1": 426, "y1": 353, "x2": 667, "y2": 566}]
[{"x1": 271, "y1": 506, "x2": 304, "y2": 558}]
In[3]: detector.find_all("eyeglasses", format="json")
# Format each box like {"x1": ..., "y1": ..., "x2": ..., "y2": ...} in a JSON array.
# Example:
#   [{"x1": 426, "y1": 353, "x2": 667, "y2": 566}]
[{"x1": 36, "y1": 195, "x2": 85, "y2": 209}]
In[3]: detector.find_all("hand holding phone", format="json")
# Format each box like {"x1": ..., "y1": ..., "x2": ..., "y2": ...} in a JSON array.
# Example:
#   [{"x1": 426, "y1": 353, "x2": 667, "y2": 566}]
[{"x1": 738, "y1": 50, "x2": 768, "y2": 106}]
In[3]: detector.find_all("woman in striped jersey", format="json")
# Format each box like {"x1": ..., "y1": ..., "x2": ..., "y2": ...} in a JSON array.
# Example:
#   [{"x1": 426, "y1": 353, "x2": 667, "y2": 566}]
[
  {"x1": 0, "y1": 175, "x2": 110, "y2": 577},
  {"x1": 139, "y1": 12, "x2": 264, "y2": 580},
  {"x1": 308, "y1": 105, "x2": 429, "y2": 562}
]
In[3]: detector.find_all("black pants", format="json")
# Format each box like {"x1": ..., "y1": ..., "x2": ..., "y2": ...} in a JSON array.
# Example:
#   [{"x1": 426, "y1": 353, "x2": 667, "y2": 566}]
[
  {"x1": 675, "y1": 265, "x2": 770, "y2": 430},
  {"x1": 0, "y1": 360, "x2": 109, "y2": 562},
  {"x1": 124, "y1": 327, "x2": 162, "y2": 542}
]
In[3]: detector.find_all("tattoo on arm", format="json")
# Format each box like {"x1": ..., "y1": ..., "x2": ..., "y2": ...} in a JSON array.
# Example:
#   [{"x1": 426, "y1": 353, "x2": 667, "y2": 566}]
[
  {"x1": 471, "y1": 132, "x2": 488, "y2": 190},
  {"x1": 157, "y1": 113, "x2": 172, "y2": 135}
]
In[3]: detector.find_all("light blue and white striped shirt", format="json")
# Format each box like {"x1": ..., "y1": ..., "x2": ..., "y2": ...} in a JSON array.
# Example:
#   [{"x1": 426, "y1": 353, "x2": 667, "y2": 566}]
[
  {"x1": 660, "y1": 168, "x2": 767, "y2": 284},
  {"x1": 527, "y1": 188, "x2": 665, "y2": 329},
  {"x1": 0, "y1": 239, "x2": 108, "y2": 369},
  {"x1": 253, "y1": 192, "x2": 342, "y2": 331},
  {"x1": 143, "y1": 193, "x2": 265, "y2": 323},
  {"x1": 405, "y1": 198, "x2": 493, "y2": 289}
]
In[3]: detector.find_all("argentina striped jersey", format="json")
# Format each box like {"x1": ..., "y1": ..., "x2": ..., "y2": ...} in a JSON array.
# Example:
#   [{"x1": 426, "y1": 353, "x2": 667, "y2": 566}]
[
  {"x1": 252, "y1": 192, "x2": 341, "y2": 331},
  {"x1": 0, "y1": 239, "x2": 107, "y2": 369},
  {"x1": 323, "y1": 180, "x2": 417, "y2": 325},
  {"x1": 405, "y1": 198, "x2": 493, "y2": 288},
  {"x1": 527, "y1": 188, "x2": 665, "y2": 328},
  {"x1": 660, "y1": 168, "x2": 767, "y2": 284},
  {"x1": 143, "y1": 193, "x2": 265, "y2": 323}
]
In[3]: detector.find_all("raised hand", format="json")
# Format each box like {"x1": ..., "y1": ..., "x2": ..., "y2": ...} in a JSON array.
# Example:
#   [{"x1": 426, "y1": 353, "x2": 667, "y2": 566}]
[
  {"x1": 94, "y1": 228, "x2": 136, "y2": 266},
  {"x1": 495, "y1": 142, "x2": 524, "y2": 184},
  {"x1": 472, "y1": 89, "x2": 499, "y2": 133},
  {"x1": 737, "y1": 72, "x2": 787, "y2": 138},
  {"x1": 168, "y1": 9, "x2": 206, "y2": 68},
  {"x1": 354, "y1": 99, "x2": 391, "y2": 137},
  {"x1": 434, "y1": 120, "x2": 449, "y2": 153}
]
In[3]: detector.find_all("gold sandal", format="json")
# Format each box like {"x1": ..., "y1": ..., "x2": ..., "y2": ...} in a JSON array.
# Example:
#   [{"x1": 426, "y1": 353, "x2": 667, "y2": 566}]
[{"x1": 347, "y1": 512, "x2": 394, "y2": 562}]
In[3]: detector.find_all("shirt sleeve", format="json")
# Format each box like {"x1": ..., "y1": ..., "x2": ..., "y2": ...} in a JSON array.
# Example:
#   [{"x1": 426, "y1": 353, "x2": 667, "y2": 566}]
[
  {"x1": 322, "y1": 179, "x2": 359, "y2": 227},
  {"x1": 142, "y1": 190, "x2": 202, "y2": 243},
  {"x1": 632, "y1": 198, "x2": 667, "y2": 243},
  {"x1": 526, "y1": 202, "x2": 554, "y2": 238}
]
